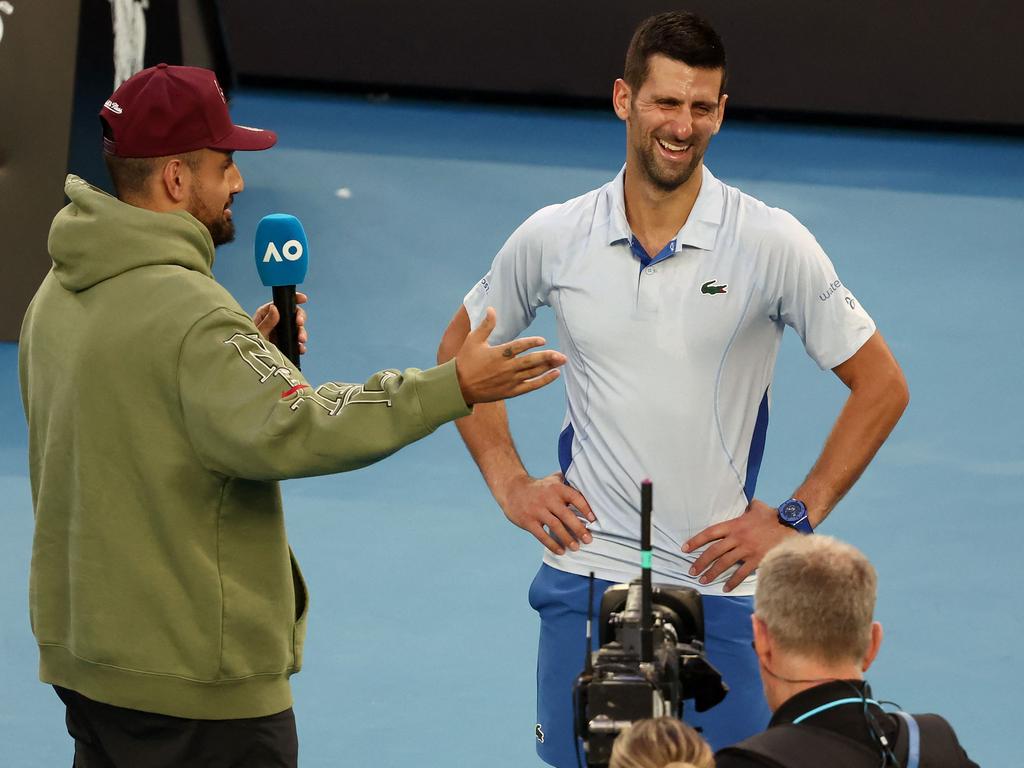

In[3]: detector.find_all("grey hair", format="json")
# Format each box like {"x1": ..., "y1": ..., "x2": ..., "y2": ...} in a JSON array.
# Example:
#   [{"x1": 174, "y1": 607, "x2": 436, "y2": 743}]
[{"x1": 755, "y1": 535, "x2": 877, "y2": 663}]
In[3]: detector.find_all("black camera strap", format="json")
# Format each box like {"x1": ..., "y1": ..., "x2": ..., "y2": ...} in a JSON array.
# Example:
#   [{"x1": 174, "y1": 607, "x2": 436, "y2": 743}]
[
  {"x1": 718, "y1": 712, "x2": 965, "y2": 768},
  {"x1": 720, "y1": 723, "x2": 888, "y2": 768}
]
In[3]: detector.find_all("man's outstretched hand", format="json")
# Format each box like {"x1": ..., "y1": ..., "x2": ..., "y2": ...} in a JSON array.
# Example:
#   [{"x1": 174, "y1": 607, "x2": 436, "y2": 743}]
[
  {"x1": 455, "y1": 307, "x2": 567, "y2": 404},
  {"x1": 682, "y1": 499, "x2": 798, "y2": 592}
]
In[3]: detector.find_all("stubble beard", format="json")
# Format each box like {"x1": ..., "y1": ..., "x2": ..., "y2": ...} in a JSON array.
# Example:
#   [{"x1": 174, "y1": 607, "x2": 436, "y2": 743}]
[
  {"x1": 188, "y1": 184, "x2": 235, "y2": 247},
  {"x1": 636, "y1": 134, "x2": 705, "y2": 193}
]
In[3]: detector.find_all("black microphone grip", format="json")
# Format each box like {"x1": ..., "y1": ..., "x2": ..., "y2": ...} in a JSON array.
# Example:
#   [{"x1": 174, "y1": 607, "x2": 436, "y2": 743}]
[{"x1": 272, "y1": 285, "x2": 301, "y2": 369}]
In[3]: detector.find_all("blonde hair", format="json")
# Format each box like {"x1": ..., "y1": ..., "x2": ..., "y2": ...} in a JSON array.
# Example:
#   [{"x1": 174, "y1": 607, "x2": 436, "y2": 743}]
[
  {"x1": 609, "y1": 717, "x2": 714, "y2": 768},
  {"x1": 755, "y1": 535, "x2": 877, "y2": 663}
]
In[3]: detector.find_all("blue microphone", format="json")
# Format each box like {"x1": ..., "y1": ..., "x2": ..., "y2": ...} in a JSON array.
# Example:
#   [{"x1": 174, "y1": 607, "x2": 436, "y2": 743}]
[{"x1": 255, "y1": 214, "x2": 309, "y2": 368}]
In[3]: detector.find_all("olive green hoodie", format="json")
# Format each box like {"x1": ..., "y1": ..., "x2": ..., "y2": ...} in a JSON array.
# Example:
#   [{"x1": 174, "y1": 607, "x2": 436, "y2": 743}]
[{"x1": 19, "y1": 176, "x2": 470, "y2": 719}]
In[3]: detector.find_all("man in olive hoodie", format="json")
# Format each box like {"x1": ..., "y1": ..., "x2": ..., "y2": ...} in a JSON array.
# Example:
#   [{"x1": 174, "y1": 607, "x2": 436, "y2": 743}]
[{"x1": 19, "y1": 65, "x2": 566, "y2": 767}]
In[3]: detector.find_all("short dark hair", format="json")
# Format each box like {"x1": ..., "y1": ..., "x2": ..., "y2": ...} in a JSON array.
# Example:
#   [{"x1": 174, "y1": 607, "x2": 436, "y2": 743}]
[
  {"x1": 623, "y1": 11, "x2": 727, "y2": 95},
  {"x1": 102, "y1": 150, "x2": 201, "y2": 200}
]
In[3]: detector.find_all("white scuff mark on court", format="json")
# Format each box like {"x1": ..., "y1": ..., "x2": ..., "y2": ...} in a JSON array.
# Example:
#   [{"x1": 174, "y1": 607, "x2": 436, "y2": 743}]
[{"x1": 335, "y1": 187, "x2": 353, "y2": 199}]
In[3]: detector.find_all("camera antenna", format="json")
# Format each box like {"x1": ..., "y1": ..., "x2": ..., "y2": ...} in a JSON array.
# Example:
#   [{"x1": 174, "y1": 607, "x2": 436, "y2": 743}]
[
  {"x1": 584, "y1": 571, "x2": 595, "y2": 675},
  {"x1": 640, "y1": 479, "x2": 653, "y2": 663}
]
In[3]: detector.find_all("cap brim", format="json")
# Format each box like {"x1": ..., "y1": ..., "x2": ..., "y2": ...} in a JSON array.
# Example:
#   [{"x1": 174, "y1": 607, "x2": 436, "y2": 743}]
[{"x1": 209, "y1": 124, "x2": 278, "y2": 152}]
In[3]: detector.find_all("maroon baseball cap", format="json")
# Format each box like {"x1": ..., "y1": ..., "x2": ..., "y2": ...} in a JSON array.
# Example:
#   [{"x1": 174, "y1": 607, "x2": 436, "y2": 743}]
[{"x1": 100, "y1": 63, "x2": 277, "y2": 158}]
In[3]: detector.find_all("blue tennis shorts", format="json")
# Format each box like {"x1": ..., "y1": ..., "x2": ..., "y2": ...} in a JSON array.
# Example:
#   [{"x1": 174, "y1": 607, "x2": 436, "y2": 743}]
[{"x1": 528, "y1": 563, "x2": 770, "y2": 767}]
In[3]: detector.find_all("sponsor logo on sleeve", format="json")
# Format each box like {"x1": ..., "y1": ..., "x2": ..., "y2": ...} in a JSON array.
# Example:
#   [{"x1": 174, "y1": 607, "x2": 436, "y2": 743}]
[{"x1": 819, "y1": 279, "x2": 842, "y2": 302}]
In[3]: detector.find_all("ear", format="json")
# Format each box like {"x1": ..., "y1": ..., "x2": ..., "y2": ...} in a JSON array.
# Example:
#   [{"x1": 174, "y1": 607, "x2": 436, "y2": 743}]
[
  {"x1": 712, "y1": 92, "x2": 728, "y2": 135},
  {"x1": 751, "y1": 614, "x2": 772, "y2": 666},
  {"x1": 160, "y1": 157, "x2": 191, "y2": 205},
  {"x1": 861, "y1": 621, "x2": 883, "y2": 672},
  {"x1": 612, "y1": 78, "x2": 631, "y2": 121}
]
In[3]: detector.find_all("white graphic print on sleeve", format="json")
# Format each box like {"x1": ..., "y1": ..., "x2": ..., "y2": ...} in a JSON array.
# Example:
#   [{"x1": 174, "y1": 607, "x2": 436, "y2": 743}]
[{"x1": 224, "y1": 332, "x2": 394, "y2": 415}]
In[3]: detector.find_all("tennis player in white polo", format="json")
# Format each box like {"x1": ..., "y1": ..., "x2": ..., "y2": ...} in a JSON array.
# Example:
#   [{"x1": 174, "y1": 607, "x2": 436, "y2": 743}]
[{"x1": 438, "y1": 11, "x2": 908, "y2": 767}]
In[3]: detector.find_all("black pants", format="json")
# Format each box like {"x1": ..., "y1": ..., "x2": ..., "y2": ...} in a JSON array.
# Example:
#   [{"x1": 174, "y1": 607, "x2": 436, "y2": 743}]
[{"x1": 54, "y1": 686, "x2": 298, "y2": 768}]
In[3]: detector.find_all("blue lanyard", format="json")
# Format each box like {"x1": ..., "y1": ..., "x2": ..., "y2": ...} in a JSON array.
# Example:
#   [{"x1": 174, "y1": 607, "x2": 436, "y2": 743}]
[
  {"x1": 793, "y1": 697, "x2": 920, "y2": 768},
  {"x1": 791, "y1": 697, "x2": 881, "y2": 724},
  {"x1": 894, "y1": 711, "x2": 921, "y2": 768}
]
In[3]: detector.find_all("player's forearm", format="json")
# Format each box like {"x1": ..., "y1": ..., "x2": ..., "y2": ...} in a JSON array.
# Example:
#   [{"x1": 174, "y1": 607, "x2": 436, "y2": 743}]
[
  {"x1": 437, "y1": 306, "x2": 529, "y2": 506},
  {"x1": 454, "y1": 402, "x2": 531, "y2": 506},
  {"x1": 794, "y1": 354, "x2": 908, "y2": 526}
]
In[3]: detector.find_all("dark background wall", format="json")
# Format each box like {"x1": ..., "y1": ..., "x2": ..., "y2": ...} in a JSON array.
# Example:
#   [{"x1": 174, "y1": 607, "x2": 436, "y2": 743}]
[
  {"x1": 67, "y1": 0, "x2": 233, "y2": 199},
  {"x1": 220, "y1": 0, "x2": 1024, "y2": 130},
  {"x1": 4, "y1": 2, "x2": 1021, "y2": 340},
  {"x1": 0, "y1": 0, "x2": 81, "y2": 342},
  {"x1": 1, "y1": 0, "x2": 231, "y2": 341}
]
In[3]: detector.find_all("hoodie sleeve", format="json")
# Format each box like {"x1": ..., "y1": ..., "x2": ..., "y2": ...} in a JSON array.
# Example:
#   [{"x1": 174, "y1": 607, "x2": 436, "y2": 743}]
[{"x1": 177, "y1": 307, "x2": 471, "y2": 480}]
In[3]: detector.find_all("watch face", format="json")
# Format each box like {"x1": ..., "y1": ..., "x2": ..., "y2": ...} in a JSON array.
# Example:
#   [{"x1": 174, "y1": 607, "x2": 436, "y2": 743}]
[{"x1": 779, "y1": 501, "x2": 805, "y2": 523}]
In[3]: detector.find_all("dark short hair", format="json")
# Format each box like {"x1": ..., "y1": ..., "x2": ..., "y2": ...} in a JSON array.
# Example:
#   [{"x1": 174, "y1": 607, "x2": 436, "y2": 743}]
[
  {"x1": 623, "y1": 11, "x2": 727, "y2": 95},
  {"x1": 103, "y1": 148, "x2": 201, "y2": 200},
  {"x1": 103, "y1": 154, "x2": 159, "y2": 199}
]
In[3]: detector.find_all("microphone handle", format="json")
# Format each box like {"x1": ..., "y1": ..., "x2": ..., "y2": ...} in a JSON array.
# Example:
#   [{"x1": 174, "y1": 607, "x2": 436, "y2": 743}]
[{"x1": 272, "y1": 284, "x2": 301, "y2": 369}]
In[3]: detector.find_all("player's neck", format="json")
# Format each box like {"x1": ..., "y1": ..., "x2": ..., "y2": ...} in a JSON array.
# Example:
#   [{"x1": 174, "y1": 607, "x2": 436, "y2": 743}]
[{"x1": 622, "y1": 161, "x2": 703, "y2": 256}]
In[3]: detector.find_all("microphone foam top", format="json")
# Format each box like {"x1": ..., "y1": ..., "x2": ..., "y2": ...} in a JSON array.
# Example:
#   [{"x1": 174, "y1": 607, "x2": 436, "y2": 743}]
[{"x1": 255, "y1": 214, "x2": 308, "y2": 286}]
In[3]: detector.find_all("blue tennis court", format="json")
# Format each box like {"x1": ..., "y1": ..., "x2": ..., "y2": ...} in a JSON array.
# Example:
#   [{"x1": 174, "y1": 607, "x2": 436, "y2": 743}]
[{"x1": 2, "y1": 90, "x2": 1021, "y2": 766}]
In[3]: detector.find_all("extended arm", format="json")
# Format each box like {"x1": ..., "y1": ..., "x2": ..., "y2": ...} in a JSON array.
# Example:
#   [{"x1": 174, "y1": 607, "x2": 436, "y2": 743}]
[
  {"x1": 684, "y1": 331, "x2": 909, "y2": 590},
  {"x1": 179, "y1": 304, "x2": 566, "y2": 481},
  {"x1": 438, "y1": 306, "x2": 594, "y2": 555}
]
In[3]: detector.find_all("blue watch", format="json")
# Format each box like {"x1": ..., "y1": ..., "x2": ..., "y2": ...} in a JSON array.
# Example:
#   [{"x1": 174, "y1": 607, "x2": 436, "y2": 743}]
[{"x1": 777, "y1": 498, "x2": 814, "y2": 534}]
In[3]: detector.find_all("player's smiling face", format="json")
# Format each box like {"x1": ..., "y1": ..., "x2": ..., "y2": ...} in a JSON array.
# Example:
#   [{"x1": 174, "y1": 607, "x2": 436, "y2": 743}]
[{"x1": 614, "y1": 55, "x2": 727, "y2": 193}]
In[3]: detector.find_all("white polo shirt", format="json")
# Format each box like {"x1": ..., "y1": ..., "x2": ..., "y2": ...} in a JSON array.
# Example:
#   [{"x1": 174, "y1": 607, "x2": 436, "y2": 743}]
[{"x1": 463, "y1": 165, "x2": 875, "y2": 595}]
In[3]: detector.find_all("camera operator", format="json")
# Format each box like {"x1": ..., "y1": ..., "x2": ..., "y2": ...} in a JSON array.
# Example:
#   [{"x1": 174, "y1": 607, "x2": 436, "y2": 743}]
[
  {"x1": 610, "y1": 717, "x2": 713, "y2": 768},
  {"x1": 715, "y1": 536, "x2": 977, "y2": 767}
]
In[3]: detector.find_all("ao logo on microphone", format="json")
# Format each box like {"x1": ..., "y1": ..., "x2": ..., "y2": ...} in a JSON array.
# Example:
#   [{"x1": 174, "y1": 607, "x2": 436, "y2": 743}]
[
  {"x1": 262, "y1": 239, "x2": 304, "y2": 263},
  {"x1": 254, "y1": 214, "x2": 309, "y2": 287}
]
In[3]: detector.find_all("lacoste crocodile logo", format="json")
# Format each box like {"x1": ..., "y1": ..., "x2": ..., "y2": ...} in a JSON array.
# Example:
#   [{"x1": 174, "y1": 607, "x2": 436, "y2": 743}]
[{"x1": 701, "y1": 280, "x2": 728, "y2": 295}]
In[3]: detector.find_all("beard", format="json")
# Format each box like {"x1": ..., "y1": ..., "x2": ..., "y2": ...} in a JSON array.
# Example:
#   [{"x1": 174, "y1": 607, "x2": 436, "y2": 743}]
[
  {"x1": 634, "y1": 135, "x2": 705, "y2": 193},
  {"x1": 188, "y1": 186, "x2": 235, "y2": 246}
]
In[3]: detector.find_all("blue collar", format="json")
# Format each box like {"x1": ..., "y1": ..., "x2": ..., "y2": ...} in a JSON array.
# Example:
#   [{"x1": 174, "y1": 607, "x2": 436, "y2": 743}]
[{"x1": 630, "y1": 236, "x2": 676, "y2": 268}]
